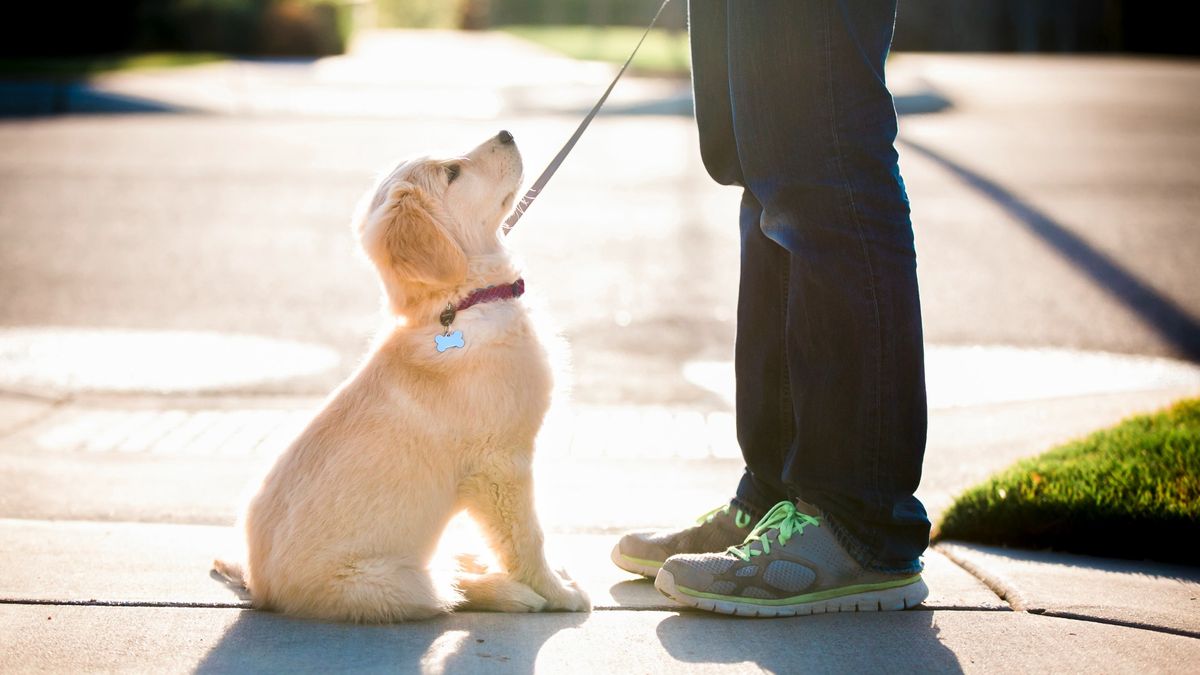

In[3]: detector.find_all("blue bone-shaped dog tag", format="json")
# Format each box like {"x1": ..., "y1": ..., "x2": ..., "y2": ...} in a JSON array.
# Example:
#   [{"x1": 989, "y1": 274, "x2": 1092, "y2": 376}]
[{"x1": 435, "y1": 330, "x2": 465, "y2": 353}]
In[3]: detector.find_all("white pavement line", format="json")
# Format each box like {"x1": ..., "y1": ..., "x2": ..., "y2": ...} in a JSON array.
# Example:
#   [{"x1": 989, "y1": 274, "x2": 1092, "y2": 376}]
[
  {"x1": 83, "y1": 410, "x2": 157, "y2": 453},
  {"x1": 151, "y1": 411, "x2": 220, "y2": 455},
  {"x1": 181, "y1": 411, "x2": 266, "y2": 456},
  {"x1": 33, "y1": 410, "x2": 108, "y2": 453},
  {"x1": 120, "y1": 410, "x2": 190, "y2": 453},
  {"x1": 253, "y1": 410, "x2": 313, "y2": 456},
  {"x1": 217, "y1": 411, "x2": 282, "y2": 457}
]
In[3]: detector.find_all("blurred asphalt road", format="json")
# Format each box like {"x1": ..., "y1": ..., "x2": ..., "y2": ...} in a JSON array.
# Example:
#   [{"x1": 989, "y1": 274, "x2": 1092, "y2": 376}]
[{"x1": 1, "y1": 39, "x2": 1198, "y2": 408}]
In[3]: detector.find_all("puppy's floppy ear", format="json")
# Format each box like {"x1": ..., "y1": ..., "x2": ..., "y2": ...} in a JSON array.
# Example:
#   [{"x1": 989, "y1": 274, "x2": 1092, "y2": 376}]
[{"x1": 374, "y1": 181, "x2": 467, "y2": 287}]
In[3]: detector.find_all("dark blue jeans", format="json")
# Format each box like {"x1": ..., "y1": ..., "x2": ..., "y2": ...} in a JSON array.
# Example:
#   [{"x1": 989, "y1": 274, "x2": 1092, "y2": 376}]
[{"x1": 689, "y1": 0, "x2": 930, "y2": 573}]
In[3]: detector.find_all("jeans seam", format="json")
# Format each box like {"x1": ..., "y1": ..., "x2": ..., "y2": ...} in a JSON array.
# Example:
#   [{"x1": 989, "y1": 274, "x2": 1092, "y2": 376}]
[
  {"x1": 779, "y1": 246, "x2": 794, "y2": 472},
  {"x1": 822, "y1": 0, "x2": 885, "y2": 532}
]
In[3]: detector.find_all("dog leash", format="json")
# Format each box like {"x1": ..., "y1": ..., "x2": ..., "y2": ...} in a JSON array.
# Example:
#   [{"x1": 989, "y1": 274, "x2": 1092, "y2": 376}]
[{"x1": 503, "y1": 0, "x2": 674, "y2": 235}]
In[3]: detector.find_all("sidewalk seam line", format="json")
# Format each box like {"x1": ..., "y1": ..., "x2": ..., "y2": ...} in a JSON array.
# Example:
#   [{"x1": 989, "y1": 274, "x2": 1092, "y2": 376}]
[
  {"x1": 1033, "y1": 610, "x2": 1200, "y2": 641},
  {"x1": 0, "y1": 599, "x2": 249, "y2": 609},
  {"x1": 0, "y1": 599, "x2": 1012, "y2": 614},
  {"x1": 934, "y1": 543, "x2": 1026, "y2": 611}
]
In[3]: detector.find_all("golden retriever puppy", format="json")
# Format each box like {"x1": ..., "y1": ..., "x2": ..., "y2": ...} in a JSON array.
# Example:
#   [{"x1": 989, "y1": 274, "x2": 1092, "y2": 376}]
[{"x1": 214, "y1": 131, "x2": 589, "y2": 622}]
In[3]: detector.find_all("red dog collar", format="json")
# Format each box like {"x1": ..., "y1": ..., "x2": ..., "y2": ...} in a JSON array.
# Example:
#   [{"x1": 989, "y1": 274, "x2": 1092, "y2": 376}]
[{"x1": 439, "y1": 278, "x2": 525, "y2": 332}]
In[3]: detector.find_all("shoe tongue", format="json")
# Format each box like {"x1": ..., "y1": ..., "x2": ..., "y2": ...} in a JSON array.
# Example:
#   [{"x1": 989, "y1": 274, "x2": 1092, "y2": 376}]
[{"x1": 793, "y1": 499, "x2": 822, "y2": 517}]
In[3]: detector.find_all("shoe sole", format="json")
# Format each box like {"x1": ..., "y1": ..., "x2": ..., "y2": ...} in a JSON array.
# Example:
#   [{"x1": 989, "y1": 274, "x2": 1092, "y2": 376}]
[
  {"x1": 609, "y1": 542, "x2": 663, "y2": 578},
  {"x1": 654, "y1": 568, "x2": 929, "y2": 618}
]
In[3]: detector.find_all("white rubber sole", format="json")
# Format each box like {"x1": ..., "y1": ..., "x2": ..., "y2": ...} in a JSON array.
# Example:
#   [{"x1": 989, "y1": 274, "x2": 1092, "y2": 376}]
[
  {"x1": 609, "y1": 542, "x2": 663, "y2": 578},
  {"x1": 654, "y1": 568, "x2": 930, "y2": 618}
]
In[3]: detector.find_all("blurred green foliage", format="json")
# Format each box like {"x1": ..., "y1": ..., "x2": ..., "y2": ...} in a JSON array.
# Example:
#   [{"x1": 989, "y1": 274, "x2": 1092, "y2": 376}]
[
  {"x1": 502, "y1": 25, "x2": 689, "y2": 77},
  {"x1": 375, "y1": 0, "x2": 467, "y2": 29},
  {"x1": 1, "y1": 0, "x2": 350, "y2": 59},
  {"x1": 371, "y1": 0, "x2": 685, "y2": 30},
  {"x1": 489, "y1": 0, "x2": 685, "y2": 29},
  {"x1": 139, "y1": 0, "x2": 349, "y2": 56}
]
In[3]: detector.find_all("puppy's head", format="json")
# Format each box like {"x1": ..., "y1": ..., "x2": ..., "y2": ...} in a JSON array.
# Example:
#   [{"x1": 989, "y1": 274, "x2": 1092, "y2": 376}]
[{"x1": 355, "y1": 131, "x2": 523, "y2": 313}]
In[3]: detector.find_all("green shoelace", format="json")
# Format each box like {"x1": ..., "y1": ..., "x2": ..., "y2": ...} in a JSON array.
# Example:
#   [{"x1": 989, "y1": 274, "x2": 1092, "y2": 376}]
[
  {"x1": 696, "y1": 503, "x2": 754, "y2": 529},
  {"x1": 727, "y1": 501, "x2": 820, "y2": 562}
]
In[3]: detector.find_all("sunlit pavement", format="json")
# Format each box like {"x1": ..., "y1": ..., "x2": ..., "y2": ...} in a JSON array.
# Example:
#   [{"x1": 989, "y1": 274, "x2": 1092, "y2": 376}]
[{"x1": 2, "y1": 30, "x2": 1200, "y2": 672}]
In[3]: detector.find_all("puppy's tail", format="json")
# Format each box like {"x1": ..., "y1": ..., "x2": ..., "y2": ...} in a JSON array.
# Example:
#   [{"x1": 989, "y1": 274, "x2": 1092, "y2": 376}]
[{"x1": 212, "y1": 557, "x2": 247, "y2": 589}]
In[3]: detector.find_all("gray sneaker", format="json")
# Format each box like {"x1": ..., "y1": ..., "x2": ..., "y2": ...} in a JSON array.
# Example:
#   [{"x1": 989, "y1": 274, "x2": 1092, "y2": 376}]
[
  {"x1": 611, "y1": 501, "x2": 756, "y2": 577},
  {"x1": 654, "y1": 500, "x2": 929, "y2": 617}
]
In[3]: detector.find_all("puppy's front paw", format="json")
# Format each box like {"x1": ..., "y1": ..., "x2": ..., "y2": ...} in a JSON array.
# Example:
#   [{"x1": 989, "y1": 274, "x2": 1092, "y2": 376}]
[
  {"x1": 459, "y1": 574, "x2": 548, "y2": 613},
  {"x1": 494, "y1": 583, "x2": 549, "y2": 613},
  {"x1": 539, "y1": 575, "x2": 591, "y2": 612}
]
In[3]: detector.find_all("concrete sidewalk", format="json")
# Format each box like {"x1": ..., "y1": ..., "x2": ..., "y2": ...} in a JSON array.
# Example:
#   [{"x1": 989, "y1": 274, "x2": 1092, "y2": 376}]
[
  {"x1": 0, "y1": 517, "x2": 1197, "y2": 672},
  {"x1": 1, "y1": 387, "x2": 1198, "y2": 672}
]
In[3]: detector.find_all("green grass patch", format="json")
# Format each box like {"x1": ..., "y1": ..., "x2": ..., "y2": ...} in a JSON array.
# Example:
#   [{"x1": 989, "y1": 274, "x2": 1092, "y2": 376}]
[
  {"x1": 936, "y1": 397, "x2": 1200, "y2": 565},
  {"x1": 0, "y1": 53, "x2": 226, "y2": 81},
  {"x1": 500, "y1": 25, "x2": 690, "y2": 77}
]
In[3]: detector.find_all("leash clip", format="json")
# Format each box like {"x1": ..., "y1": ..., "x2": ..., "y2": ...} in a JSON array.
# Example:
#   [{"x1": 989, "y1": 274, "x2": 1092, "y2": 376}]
[{"x1": 439, "y1": 303, "x2": 456, "y2": 336}]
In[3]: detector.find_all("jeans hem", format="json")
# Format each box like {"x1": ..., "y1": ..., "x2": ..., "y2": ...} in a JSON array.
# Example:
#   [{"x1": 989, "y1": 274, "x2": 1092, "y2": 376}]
[{"x1": 822, "y1": 510, "x2": 924, "y2": 576}]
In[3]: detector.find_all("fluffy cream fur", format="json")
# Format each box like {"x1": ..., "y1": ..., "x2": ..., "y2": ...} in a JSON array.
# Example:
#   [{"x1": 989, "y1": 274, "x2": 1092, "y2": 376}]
[{"x1": 214, "y1": 132, "x2": 589, "y2": 623}]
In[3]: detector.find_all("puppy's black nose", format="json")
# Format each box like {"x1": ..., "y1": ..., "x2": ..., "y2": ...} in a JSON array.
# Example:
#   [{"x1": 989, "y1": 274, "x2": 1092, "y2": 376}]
[{"x1": 497, "y1": 130, "x2": 514, "y2": 144}]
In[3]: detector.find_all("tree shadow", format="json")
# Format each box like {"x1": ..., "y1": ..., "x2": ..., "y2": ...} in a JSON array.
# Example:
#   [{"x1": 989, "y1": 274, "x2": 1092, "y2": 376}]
[
  {"x1": 193, "y1": 609, "x2": 588, "y2": 674},
  {"x1": 0, "y1": 82, "x2": 181, "y2": 117},
  {"x1": 656, "y1": 609, "x2": 964, "y2": 672},
  {"x1": 900, "y1": 137, "x2": 1200, "y2": 361}
]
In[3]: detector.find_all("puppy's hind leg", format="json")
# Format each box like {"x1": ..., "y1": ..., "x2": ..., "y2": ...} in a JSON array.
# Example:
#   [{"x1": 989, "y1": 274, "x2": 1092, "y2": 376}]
[
  {"x1": 457, "y1": 573, "x2": 547, "y2": 613},
  {"x1": 305, "y1": 558, "x2": 459, "y2": 623}
]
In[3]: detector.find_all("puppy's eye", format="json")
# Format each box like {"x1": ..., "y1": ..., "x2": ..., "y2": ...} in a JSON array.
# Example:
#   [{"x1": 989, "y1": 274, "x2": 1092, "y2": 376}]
[{"x1": 445, "y1": 164, "x2": 461, "y2": 184}]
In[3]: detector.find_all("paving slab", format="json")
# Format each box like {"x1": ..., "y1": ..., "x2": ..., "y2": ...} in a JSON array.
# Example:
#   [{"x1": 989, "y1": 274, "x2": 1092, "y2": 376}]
[
  {"x1": 3, "y1": 604, "x2": 1198, "y2": 674},
  {"x1": 2, "y1": 388, "x2": 1195, "y2": 528},
  {"x1": 938, "y1": 542, "x2": 1200, "y2": 637},
  {"x1": 0, "y1": 519, "x2": 1000, "y2": 611}
]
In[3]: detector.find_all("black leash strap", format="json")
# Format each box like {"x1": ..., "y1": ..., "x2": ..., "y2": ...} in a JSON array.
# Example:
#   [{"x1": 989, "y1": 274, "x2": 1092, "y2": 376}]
[{"x1": 503, "y1": 0, "x2": 674, "y2": 235}]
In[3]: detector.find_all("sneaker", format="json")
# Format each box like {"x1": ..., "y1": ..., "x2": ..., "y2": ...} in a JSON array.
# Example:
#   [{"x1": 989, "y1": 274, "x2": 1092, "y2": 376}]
[
  {"x1": 611, "y1": 501, "x2": 756, "y2": 577},
  {"x1": 654, "y1": 500, "x2": 929, "y2": 617}
]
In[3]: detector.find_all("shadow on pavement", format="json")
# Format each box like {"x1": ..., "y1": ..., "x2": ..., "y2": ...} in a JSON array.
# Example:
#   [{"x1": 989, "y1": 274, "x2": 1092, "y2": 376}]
[
  {"x1": 656, "y1": 610, "x2": 964, "y2": 672},
  {"x1": 0, "y1": 82, "x2": 180, "y2": 117},
  {"x1": 194, "y1": 609, "x2": 587, "y2": 673},
  {"x1": 946, "y1": 542, "x2": 1200, "y2": 587},
  {"x1": 901, "y1": 137, "x2": 1200, "y2": 361}
]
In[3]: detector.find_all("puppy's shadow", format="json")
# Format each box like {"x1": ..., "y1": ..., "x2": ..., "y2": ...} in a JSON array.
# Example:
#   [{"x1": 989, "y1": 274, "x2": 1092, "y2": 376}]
[{"x1": 194, "y1": 607, "x2": 588, "y2": 674}]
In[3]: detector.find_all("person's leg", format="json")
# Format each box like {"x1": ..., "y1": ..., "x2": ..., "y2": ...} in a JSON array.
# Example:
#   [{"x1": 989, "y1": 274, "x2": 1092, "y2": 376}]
[
  {"x1": 690, "y1": 0, "x2": 791, "y2": 518},
  {"x1": 731, "y1": 190, "x2": 793, "y2": 517},
  {"x1": 726, "y1": 0, "x2": 930, "y2": 572},
  {"x1": 609, "y1": 1, "x2": 789, "y2": 577}
]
